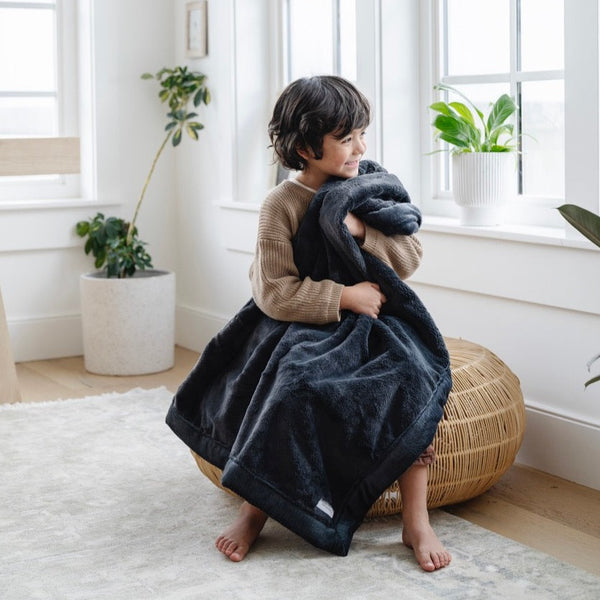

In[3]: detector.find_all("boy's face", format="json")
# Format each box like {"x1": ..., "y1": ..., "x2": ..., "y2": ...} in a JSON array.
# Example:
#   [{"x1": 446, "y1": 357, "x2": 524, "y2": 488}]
[{"x1": 299, "y1": 128, "x2": 367, "y2": 189}]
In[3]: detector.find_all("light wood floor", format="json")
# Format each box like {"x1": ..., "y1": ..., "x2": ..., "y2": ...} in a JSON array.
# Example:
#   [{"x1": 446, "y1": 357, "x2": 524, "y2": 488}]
[{"x1": 12, "y1": 346, "x2": 600, "y2": 577}]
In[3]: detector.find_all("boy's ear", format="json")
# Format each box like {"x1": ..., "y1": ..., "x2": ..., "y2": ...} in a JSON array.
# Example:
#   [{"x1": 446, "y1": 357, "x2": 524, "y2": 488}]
[{"x1": 296, "y1": 145, "x2": 312, "y2": 160}]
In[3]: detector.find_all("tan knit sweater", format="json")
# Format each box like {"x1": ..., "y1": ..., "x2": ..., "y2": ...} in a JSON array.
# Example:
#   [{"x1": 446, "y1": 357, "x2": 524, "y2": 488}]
[{"x1": 249, "y1": 179, "x2": 423, "y2": 325}]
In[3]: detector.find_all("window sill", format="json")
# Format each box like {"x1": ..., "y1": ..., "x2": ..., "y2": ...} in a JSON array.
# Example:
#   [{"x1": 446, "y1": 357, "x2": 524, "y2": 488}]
[
  {"x1": 215, "y1": 200, "x2": 260, "y2": 213},
  {"x1": 421, "y1": 215, "x2": 597, "y2": 252},
  {"x1": 0, "y1": 197, "x2": 120, "y2": 212}
]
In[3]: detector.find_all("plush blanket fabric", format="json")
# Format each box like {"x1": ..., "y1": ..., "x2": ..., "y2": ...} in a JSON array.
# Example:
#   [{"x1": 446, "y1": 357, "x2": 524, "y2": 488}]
[{"x1": 166, "y1": 161, "x2": 452, "y2": 556}]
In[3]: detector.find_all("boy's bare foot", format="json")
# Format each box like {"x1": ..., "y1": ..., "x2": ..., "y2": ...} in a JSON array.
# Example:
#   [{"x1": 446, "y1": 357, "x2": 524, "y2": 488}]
[
  {"x1": 215, "y1": 501, "x2": 268, "y2": 562},
  {"x1": 402, "y1": 520, "x2": 452, "y2": 572}
]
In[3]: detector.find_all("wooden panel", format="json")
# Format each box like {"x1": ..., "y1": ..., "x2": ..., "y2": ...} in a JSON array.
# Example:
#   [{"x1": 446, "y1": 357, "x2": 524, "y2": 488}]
[
  {"x1": 0, "y1": 137, "x2": 80, "y2": 176},
  {"x1": 0, "y1": 289, "x2": 21, "y2": 404}
]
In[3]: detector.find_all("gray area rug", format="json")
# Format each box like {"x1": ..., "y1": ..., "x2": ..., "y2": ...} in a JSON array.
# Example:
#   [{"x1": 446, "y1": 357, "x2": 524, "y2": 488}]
[{"x1": 1, "y1": 387, "x2": 598, "y2": 600}]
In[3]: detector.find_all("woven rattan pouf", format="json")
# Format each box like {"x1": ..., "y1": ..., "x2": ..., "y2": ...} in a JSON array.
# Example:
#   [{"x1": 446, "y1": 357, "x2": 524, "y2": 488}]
[{"x1": 192, "y1": 337, "x2": 525, "y2": 517}]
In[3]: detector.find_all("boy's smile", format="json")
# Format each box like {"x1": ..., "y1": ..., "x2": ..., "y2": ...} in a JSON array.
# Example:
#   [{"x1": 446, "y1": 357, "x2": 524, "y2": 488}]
[{"x1": 297, "y1": 128, "x2": 367, "y2": 190}]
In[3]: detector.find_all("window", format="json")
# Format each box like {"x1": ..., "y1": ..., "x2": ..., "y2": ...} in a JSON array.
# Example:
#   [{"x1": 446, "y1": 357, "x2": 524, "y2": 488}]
[
  {"x1": 266, "y1": 0, "x2": 599, "y2": 235},
  {"x1": 282, "y1": 0, "x2": 382, "y2": 164},
  {"x1": 428, "y1": 0, "x2": 566, "y2": 226},
  {"x1": 285, "y1": 0, "x2": 357, "y2": 82},
  {"x1": 0, "y1": 0, "x2": 80, "y2": 201}
]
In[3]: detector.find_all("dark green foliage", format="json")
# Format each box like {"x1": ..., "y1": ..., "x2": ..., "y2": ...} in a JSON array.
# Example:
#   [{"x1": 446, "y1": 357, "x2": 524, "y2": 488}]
[
  {"x1": 557, "y1": 204, "x2": 600, "y2": 249},
  {"x1": 76, "y1": 66, "x2": 211, "y2": 278},
  {"x1": 557, "y1": 204, "x2": 600, "y2": 387},
  {"x1": 142, "y1": 66, "x2": 210, "y2": 148},
  {"x1": 76, "y1": 213, "x2": 152, "y2": 278}
]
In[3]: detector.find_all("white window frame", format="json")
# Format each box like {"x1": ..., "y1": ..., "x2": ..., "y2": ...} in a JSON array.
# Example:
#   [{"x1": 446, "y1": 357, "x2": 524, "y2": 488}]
[
  {"x1": 0, "y1": 0, "x2": 82, "y2": 202},
  {"x1": 419, "y1": 0, "x2": 600, "y2": 235},
  {"x1": 280, "y1": 0, "x2": 382, "y2": 165}
]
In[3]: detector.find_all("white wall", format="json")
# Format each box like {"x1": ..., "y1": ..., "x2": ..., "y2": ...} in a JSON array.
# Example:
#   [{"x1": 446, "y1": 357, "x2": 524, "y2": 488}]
[{"x1": 1, "y1": 0, "x2": 175, "y2": 361}]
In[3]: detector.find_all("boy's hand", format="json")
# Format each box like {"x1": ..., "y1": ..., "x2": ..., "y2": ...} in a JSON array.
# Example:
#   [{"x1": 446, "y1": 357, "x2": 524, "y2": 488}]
[
  {"x1": 340, "y1": 282, "x2": 387, "y2": 318},
  {"x1": 344, "y1": 212, "x2": 366, "y2": 242}
]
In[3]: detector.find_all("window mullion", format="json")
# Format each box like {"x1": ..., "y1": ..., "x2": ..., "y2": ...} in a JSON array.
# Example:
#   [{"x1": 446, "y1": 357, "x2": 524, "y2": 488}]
[
  {"x1": 511, "y1": 0, "x2": 523, "y2": 194},
  {"x1": 564, "y1": 0, "x2": 600, "y2": 217},
  {"x1": 333, "y1": 0, "x2": 341, "y2": 75}
]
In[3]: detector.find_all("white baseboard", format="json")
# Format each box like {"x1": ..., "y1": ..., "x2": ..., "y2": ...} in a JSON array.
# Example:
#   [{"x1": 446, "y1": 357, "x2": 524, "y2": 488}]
[
  {"x1": 175, "y1": 304, "x2": 229, "y2": 354},
  {"x1": 9, "y1": 305, "x2": 229, "y2": 364},
  {"x1": 517, "y1": 402, "x2": 600, "y2": 490},
  {"x1": 9, "y1": 314, "x2": 83, "y2": 363}
]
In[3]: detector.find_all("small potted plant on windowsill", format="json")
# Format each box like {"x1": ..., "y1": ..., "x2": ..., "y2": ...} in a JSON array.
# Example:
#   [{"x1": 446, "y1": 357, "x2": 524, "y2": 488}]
[
  {"x1": 430, "y1": 83, "x2": 518, "y2": 226},
  {"x1": 558, "y1": 203, "x2": 600, "y2": 387},
  {"x1": 75, "y1": 66, "x2": 210, "y2": 375}
]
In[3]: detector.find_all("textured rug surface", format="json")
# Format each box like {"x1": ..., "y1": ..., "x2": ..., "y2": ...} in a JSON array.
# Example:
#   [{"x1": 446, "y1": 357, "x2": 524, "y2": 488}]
[{"x1": 1, "y1": 387, "x2": 598, "y2": 600}]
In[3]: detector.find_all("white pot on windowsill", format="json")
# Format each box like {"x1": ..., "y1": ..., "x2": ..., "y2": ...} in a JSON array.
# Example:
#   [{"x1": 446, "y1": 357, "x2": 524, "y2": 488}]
[
  {"x1": 452, "y1": 152, "x2": 517, "y2": 227},
  {"x1": 80, "y1": 269, "x2": 175, "y2": 375}
]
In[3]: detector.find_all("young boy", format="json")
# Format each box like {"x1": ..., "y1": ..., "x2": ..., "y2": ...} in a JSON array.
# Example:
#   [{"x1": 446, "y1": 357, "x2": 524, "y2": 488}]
[
  {"x1": 214, "y1": 76, "x2": 451, "y2": 571},
  {"x1": 166, "y1": 75, "x2": 452, "y2": 570}
]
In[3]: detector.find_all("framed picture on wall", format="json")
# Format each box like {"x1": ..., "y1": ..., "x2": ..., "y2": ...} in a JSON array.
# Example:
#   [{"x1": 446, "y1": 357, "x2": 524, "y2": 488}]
[{"x1": 186, "y1": 1, "x2": 208, "y2": 58}]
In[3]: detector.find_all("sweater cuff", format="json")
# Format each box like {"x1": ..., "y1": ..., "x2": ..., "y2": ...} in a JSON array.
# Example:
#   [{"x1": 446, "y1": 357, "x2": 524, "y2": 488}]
[
  {"x1": 360, "y1": 224, "x2": 383, "y2": 254},
  {"x1": 331, "y1": 282, "x2": 345, "y2": 321}
]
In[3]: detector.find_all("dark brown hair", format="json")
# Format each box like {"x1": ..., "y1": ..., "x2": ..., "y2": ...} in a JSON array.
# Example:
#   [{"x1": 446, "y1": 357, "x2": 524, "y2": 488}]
[{"x1": 268, "y1": 75, "x2": 371, "y2": 171}]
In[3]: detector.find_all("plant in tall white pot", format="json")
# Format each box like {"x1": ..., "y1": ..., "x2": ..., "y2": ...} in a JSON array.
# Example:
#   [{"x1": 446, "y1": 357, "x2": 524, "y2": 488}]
[
  {"x1": 76, "y1": 67, "x2": 210, "y2": 375},
  {"x1": 430, "y1": 83, "x2": 518, "y2": 226}
]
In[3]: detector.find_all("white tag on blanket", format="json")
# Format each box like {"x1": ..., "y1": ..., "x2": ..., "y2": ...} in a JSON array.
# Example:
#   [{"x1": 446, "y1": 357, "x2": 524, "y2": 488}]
[{"x1": 316, "y1": 498, "x2": 334, "y2": 518}]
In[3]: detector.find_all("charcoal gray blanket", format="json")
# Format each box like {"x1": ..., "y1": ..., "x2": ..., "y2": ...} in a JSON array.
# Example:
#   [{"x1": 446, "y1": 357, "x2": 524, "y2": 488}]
[{"x1": 166, "y1": 161, "x2": 452, "y2": 556}]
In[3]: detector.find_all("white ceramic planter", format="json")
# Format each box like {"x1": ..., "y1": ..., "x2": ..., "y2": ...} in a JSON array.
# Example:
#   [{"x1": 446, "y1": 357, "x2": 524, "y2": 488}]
[
  {"x1": 452, "y1": 152, "x2": 516, "y2": 226},
  {"x1": 80, "y1": 270, "x2": 175, "y2": 375}
]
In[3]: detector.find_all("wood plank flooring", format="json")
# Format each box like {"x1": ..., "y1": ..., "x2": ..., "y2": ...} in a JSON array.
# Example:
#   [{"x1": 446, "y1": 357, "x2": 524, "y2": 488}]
[{"x1": 10, "y1": 347, "x2": 600, "y2": 577}]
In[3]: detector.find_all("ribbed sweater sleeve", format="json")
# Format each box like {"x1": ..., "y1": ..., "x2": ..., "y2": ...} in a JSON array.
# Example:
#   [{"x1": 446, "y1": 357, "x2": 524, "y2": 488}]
[
  {"x1": 361, "y1": 225, "x2": 423, "y2": 280},
  {"x1": 250, "y1": 181, "x2": 344, "y2": 324}
]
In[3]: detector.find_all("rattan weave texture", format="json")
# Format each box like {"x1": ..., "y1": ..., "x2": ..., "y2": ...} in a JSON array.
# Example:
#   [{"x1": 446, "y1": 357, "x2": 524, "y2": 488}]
[{"x1": 192, "y1": 337, "x2": 525, "y2": 517}]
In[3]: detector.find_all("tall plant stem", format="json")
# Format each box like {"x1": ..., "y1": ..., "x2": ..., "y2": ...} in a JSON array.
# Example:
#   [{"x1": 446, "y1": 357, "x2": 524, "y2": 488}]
[{"x1": 127, "y1": 129, "x2": 173, "y2": 245}]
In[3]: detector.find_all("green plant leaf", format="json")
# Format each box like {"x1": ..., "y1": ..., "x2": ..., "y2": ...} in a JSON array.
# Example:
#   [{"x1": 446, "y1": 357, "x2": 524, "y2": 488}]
[
  {"x1": 449, "y1": 102, "x2": 475, "y2": 126},
  {"x1": 75, "y1": 221, "x2": 89, "y2": 236},
  {"x1": 487, "y1": 94, "x2": 517, "y2": 133},
  {"x1": 435, "y1": 83, "x2": 485, "y2": 125},
  {"x1": 438, "y1": 132, "x2": 471, "y2": 149},
  {"x1": 489, "y1": 123, "x2": 514, "y2": 146},
  {"x1": 172, "y1": 128, "x2": 182, "y2": 146},
  {"x1": 585, "y1": 374, "x2": 600, "y2": 388},
  {"x1": 186, "y1": 124, "x2": 199, "y2": 140},
  {"x1": 557, "y1": 204, "x2": 600, "y2": 248},
  {"x1": 432, "y1": 115, "x2": 473, "y2": 148},
  {"x1": 429, "y1": 101, "x2": 454, "y2": 116},
  {"x1": 141, "y1": 73, "x2": 154, "y2": 80}
]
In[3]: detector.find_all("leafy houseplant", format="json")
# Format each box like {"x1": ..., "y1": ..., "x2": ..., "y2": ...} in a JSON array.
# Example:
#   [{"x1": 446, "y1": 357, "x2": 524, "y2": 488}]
[
  {"x1": 429, "y1": 83, "x2": 518, "y2": 226},
  {"x1": 76, "y1": 66, "x2": 211, "y2": 278},
  {"x1": 76, "y1": 66, "x2": 210, "y2": 376},
  {"x1": 558, "y1": 204, "x2": 600, "y2": 387},
  {"x1": 430, "y1": 83, "x2": 517, "y2": 153}
]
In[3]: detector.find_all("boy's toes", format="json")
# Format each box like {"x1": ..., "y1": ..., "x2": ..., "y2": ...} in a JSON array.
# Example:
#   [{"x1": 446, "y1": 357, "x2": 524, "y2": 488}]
[
  {"x1": 415, "y1": 550, "x2": 436, "y2": 572},
  {"x1": 415, "y1": 549, "x2": 451, "y2": 571}
]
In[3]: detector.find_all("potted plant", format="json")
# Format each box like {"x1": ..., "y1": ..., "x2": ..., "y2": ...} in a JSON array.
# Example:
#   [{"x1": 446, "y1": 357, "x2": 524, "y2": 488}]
[
  {"x1": 430, "y1": 83, "x2": 518, "y2": 226},
  {"x1": 558, "y1": 203, "x2": 600, "y2": 387},
  {"x1": 76, "y1": 66, "x2": 210, "y2": 375}
]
